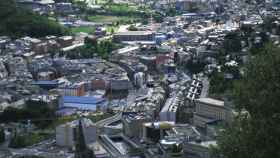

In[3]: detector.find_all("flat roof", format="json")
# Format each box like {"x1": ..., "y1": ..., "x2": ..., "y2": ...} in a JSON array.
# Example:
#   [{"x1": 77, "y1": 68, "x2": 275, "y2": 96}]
[
  {"x1": 61, "y1": 43, "x2": 84, "y2": 52},
  {"x1": 196, "y1": 98, "x2": 224, "y2": 107},
  {"x1": 116, "y1": 46, "x2": 139, "y2": 54},
  {"x1": 63, "y1": 96, "x2": 105, "y2": 104},
  {"x1": 32, "y1": 80, "x2": 60, "y2": 85},
  {"x1": 115, "y1": 31, "x2": 154, "y2": 36},
  {"x1": 189, "y1": 140, "x2": 217, "y2": 148}
]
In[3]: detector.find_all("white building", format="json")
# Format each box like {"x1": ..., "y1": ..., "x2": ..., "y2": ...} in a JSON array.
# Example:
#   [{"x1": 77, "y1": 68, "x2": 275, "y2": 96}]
[
  {"x1": 56, "y1": 118, "x2": 97, "y2": 148},
  {"x1": 194, "y1": 98, "x2": 233, "y2": 128},
  {"x1": 159, "y1": 95, "x2": 180, "y2": 122}
]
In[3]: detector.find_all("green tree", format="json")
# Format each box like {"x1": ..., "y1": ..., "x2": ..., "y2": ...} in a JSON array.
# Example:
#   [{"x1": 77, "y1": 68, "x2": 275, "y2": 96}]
[
  {"x1": 153, "y1": 12, "x2": 164, "y2": 23},
  {"x1": 18, "y1": 156, "x2": 45, "y2": 158},
  {"x1": 128, "y1": 25, "x2": 138, "y2": 31},
  {"x1": 185, "y1": 60, "x2": 206, "y2": 74},
  {"x1": 0, "y1": 0, "x2": 68, "y2": 38},
  {"x1": 0, "y1": 128, "x2": 5, "y2": 144},
  {"x1": 9, "y1": 132, "x2": 27, "y2": 148},
  {"x1": 223, "y1": 32, "x2": 242, "y2": 53},
  {"x1": 0, "y1": 0, "x2": 17, "y2": 19},
  {"x1": 0, "y1": 100, "x2": 56, "y2": 129},
  {"x1": 216, "y1": 43, "x2": 280, "y2": 158},
  {"x1": 128, "y1": 147, "x2": 144, "y2": 156},
  {"x1": 166, "y1": 8, "x2": 177, "y2": 17}
]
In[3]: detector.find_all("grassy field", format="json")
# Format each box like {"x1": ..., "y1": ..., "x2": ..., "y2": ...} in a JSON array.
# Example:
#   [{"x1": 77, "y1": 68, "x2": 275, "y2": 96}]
[
  {"x1": 71, "y1": 26, "x2": 96, "y2": 34},
  {"x1": 106, "y1": 4, "x2": 137, "y2": 13},
  {"x1": 88, "y1": 15, "x2": 137, "y2": 23}
]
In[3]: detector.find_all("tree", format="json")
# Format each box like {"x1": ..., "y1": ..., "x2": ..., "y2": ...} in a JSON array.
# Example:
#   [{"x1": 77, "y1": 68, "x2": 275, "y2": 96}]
[
  {"x1": 223, "y1": 32, "x2": 242, "y2": 53},
  {"x1": 153, "y1": 12, "x2": 164, "y2": 23},
  {"x1": 0, "y1": 100, "x2": 56, "y2": 129},
  {"x1": 128, "y1": 25, "x2": 138, "y2": 31},
  {"x1": 0, "y1": 0, "x2": 17, "y2": 19},
  {"x1": 216, "y1": 43, "x2": 280, "y2": 158},
  {"x1": 18, "y1": 156, "x2": 45, "y2": 158},
  {"x1": 9, "y1": 132, "x2": 27, "y2": 148},
  {"x1": 0, "y1": 0, "x2": 68, "y2": 38},
  {"x1": 166, "y1": 8, "x2": 177, "y2": 17},
  {"x1": 0, "y1": 128, "x2": 5, "y2": 144},
  {"x1": 185, "y1": 59, "x2": 206, "y2": 74},
  {"x1": 128, "y1": 147, "x2": 144, "y2": 157}
]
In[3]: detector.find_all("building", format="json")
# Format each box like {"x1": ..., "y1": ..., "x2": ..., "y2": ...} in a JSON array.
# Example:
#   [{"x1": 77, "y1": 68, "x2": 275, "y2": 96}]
[
  {"x1": 57, "y1": 36, "x2": 74, "y2": 48},
  {"x1": 32, "y1": 80, "x2": 62, "y2": 90},
  {"x1": 59, "y1": 96, "x2": 106, "y2": 111},
  {"x1": 122, "y1": 112, "x2": 151, "y2": 139},
  {"x1": 193, "y1": 114, "x2": 217, "y2": 129},
  {"x1": 16, "y1": 0, "x2": 54, "y2": 14},
  {"x1": 56, "y1": 118, "x2": 97, "y2": 148},
  {"x1": 108, "y1": 79, "x2": 133, "y2": 91},
  {"x1": 36, "y1": 42, "x2": 50, "y2": 54},
  {"x1": 91, "y1": 79, "x2": 106, "y2": 90},
  {"x1": 159, "y1": 139, "x2": 184, "y2": 158},
  {"x1": 159, "y1": 95, "x2": 180, "y2": 122},
  {"x1": 113, "y1": 31, "x2": 155, "y2": 42},
  {"x1": 193, "y1": 98, "x2": 232, "y2": 128},
  {"x1": 0, "y1": 36, "x2": 10, "y2": 49},
  {"x1": 143, "y1": 121, "x2": 175, "y2": 143},
  {"x1": 59, "y1": 82, "x2": 85, "y2": 96},
  {"x1": 134, "y1": 72, "x2": 145, "y2": 88},
  {"x1": 139, "y1": 56, "x2": 156, "y2": 71},
  {"x1": 55, "y1": 2, "x2": 73, "y2": 13},
  {"x1": 156, "y1": 54, "x2": 172, "y2": 71},
  {"x1": 37, "y1": 71, "x2": 56, "y2": 80},
  {"x1": 184, "y1": 140, "x2": 217, "y2": 158},
  {"x1": 0, "y1": 61, "x2": 8, "y2": 79},
  {"x1": 94, "y1": 27, "x2": 107, "y2": 36},
  {"x1": 176, "y1": 0, "x2": 201, "y2": 12}
]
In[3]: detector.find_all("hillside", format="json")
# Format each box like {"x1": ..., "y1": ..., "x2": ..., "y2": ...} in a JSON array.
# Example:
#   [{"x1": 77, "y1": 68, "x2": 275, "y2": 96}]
[{"x1": 0, "y1": 1, "x2": 68, "y2": 38}]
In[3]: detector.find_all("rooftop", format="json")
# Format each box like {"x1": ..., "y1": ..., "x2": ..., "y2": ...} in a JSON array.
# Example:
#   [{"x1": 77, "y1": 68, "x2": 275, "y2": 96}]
[
  {"x1": 196, "y1": 98, "x2": 224, "y2": 107},
  {"x1": 115, "y1": 31, "x2": 154, "y2": 36},
  {"x1": 63, "y1": 96, "x2": 105, "y2": 104},
  {"x1": 188, "y1": 140, "x2": 217, "y2": 148}
]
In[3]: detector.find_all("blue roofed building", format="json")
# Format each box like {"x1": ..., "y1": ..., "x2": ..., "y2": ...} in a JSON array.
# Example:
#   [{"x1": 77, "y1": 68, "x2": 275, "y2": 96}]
[{"x1": 59, "y1": 96, "x2": 107, "y2": 111}]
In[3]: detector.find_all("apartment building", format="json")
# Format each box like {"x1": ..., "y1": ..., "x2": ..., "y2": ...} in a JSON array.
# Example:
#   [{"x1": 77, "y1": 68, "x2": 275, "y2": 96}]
[
  {"x1": 113, "y1": 31, "x2": 155, "y2": 42},
  {"x1": 194, "y1": 98, "x2": 232, "y2": 128},
  {"x1": 56, "y1": 118, "x2": 97, "y2": 148}
]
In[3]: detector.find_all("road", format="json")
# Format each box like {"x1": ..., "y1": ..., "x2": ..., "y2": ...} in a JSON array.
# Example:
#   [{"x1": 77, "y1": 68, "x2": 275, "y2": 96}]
[{"x1": 95, "y1": 112, "x2": 122, "y2": 134}]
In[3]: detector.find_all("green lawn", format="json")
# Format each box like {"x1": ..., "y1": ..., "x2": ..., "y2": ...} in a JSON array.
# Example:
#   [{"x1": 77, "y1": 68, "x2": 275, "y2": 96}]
[
  {"x1": 106, "y1": 4, "x2": 136, "y2": 13},
  {"x1": 71, "y1": 26, "x2": 96, "y2": 34},
  {"x1": 88, "y1": 15, "x2": 138, "y2": 24}
]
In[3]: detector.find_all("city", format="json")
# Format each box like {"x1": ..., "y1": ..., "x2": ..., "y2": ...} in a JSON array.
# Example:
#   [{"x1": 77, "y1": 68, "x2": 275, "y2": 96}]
[{"x1": 0, "y1": 0, "x2": 280, "y2": 158}]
